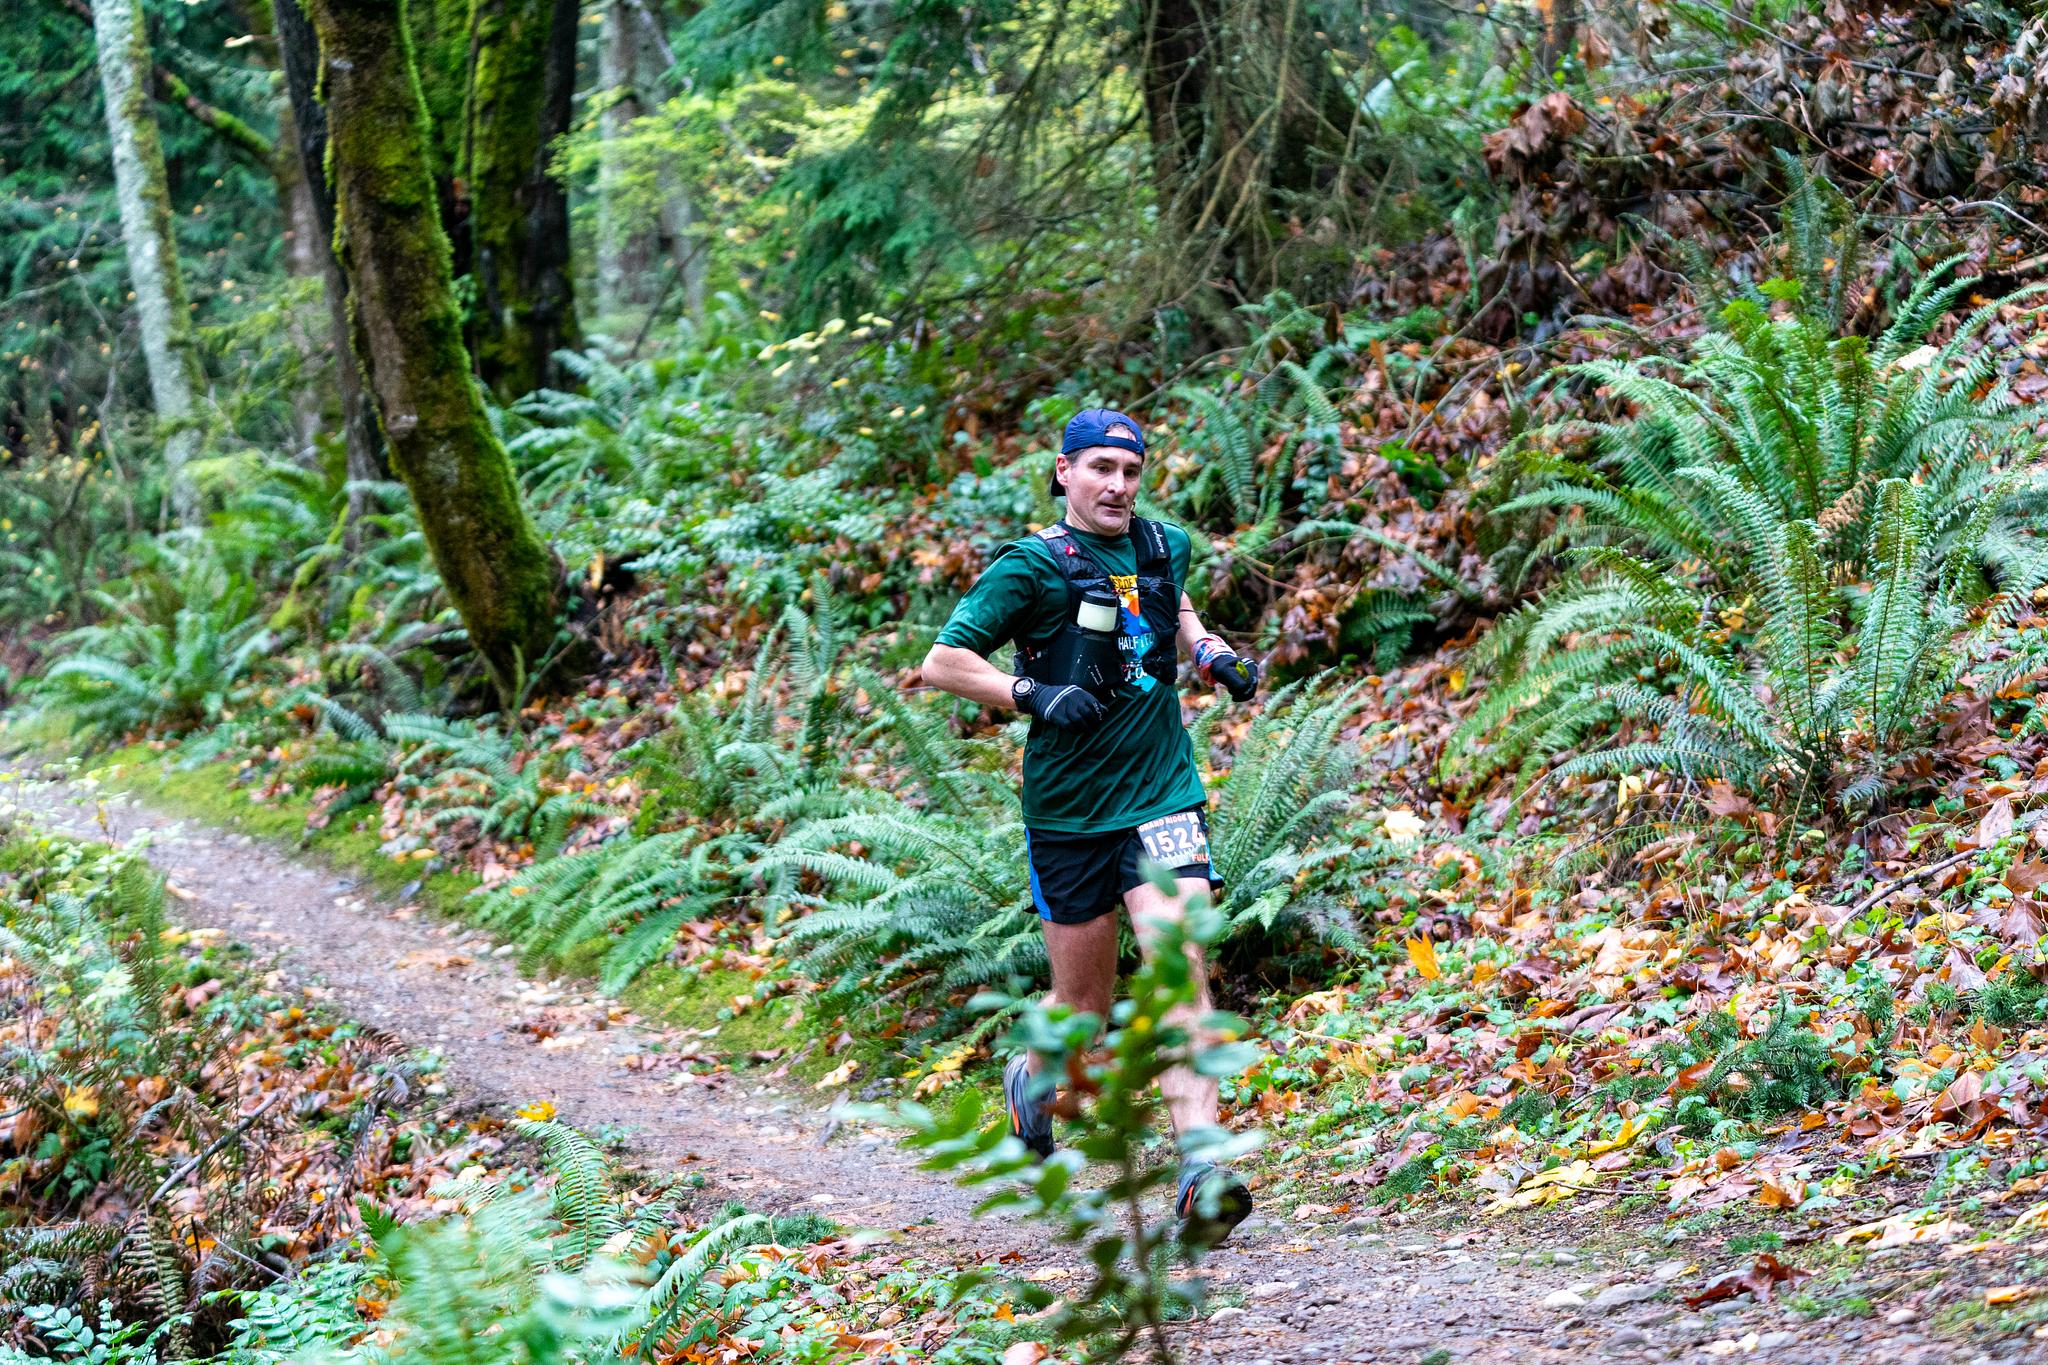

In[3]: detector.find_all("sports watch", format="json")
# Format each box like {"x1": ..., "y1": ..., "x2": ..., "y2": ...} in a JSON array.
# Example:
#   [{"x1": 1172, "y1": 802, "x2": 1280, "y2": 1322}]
[{"x1": 1011, "y1": 676, "x2": 1038, "y2": 709}]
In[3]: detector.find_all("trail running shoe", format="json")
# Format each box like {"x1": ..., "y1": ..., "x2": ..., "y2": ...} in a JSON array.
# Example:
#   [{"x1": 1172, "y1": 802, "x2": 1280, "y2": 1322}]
[
  {"x1": 1175, "y1": 1159, "x2": 1253, "y2": 1250},
  {"x1": 1003, "y1": 1054, "x2": 1056, "y2": 1160}
]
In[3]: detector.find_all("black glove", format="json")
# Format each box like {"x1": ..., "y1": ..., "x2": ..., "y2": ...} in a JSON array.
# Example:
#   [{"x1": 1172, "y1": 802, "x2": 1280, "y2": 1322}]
[
  {"x1": 1026, "y1": 682, "x2": 1109, "y2": 731},
  {"x1": 1210, "y1": 652, "x2": 1260, "y2": 701}
]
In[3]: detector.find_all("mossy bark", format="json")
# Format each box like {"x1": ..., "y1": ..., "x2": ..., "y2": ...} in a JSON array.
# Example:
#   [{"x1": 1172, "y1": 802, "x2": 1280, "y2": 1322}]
[
  {"x1": 306, "y1": 0, "x2": 563, "y2": 699},
  {"x1": 462, "y1": 0, "x2": 581, "y2": 399},
  {"x1": 405, "y1": 0, "x2": 476, "y2": 272},
  {"x1": 1139, "y1": 0, "x2": 1357, "y2": 310},
  {"x1": 89, "y1": 0, "x2": 205, "y2": 522},
  {"x1": 276, "y1": 0, "x2": 389, "y2": 512}
]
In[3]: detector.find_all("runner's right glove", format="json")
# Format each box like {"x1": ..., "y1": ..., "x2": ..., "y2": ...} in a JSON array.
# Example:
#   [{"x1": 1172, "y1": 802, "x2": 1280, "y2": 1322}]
[{"x1": 1027, "y1": 682, "x2": 1109, "y2": 731}]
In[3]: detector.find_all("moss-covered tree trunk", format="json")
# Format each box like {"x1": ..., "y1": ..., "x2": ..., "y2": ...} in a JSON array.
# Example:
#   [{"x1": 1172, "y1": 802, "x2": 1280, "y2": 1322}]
[
  {"x1": 276, "y1": 0, "x2": 389, "y2": 518},
  {"x1": 463, "y1": 0, "x2": 581, "y2": 399},
  {"x1": 305, "y1": 0, "x2": 563, "y2": 699},
  {"x1": 89, "y1": 0, "x2": 205, "y2": 522}
]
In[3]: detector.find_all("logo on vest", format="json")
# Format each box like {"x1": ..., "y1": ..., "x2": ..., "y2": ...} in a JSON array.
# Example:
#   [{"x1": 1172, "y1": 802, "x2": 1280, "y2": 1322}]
[{"x1": 1110, "y1": 573, "x2": 1159, "y2": 693}]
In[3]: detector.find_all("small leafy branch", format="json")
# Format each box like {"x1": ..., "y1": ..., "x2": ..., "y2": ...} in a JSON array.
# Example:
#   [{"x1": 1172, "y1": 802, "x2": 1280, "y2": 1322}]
[{"x1": 867, "y1": 880, "x2": 1261, "y2": 1365}]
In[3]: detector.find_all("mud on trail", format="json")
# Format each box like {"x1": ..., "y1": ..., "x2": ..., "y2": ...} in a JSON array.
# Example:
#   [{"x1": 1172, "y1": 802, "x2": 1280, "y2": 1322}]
[{"x1": 3, "y1": 774, "x2": 2038, "y2": 1365}]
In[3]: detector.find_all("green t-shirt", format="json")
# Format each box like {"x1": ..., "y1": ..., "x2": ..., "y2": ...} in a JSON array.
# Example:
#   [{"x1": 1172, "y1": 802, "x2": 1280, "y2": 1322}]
[{"x1": 935, "y1": 521, "x2": 1207, "y2": 834}]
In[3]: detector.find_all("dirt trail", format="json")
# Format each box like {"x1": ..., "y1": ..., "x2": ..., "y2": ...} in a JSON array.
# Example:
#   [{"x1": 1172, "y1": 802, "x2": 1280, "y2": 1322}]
[{"x1": 2, "y1": 774, "x2": 2027, "y2": 1364}]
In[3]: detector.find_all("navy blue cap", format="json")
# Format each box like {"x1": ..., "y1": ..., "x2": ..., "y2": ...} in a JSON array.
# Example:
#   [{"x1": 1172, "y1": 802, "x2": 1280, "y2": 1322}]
[{"x1": 1053, "y1": 408, "x2": 1145, "y2": 495}]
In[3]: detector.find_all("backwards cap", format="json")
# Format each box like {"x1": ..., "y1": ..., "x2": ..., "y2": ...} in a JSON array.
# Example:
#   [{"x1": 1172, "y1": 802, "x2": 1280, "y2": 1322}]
[{"x1": 1052, "y1": 407, "x2": 1146, "y2": 496}]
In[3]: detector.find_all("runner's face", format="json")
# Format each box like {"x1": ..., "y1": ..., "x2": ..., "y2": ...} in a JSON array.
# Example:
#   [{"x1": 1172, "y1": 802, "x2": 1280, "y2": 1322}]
[{"x1": 1058, "y1": 444, "x2": 1144, "y2": 534}]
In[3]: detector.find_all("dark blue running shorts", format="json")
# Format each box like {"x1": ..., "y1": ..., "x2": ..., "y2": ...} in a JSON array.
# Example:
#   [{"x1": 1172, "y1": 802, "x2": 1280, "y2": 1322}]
[{"x1": 1024, "y1": 807, "x2": 1224, "y2": 925}]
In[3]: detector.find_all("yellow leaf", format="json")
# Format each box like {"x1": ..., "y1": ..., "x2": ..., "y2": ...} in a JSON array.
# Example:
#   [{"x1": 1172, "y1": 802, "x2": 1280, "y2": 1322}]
[
  {"x1": 1382, "y1": 808, "x2": 1427, "y2": 844},
  {"x1": 815, "y1": 1059, "x2": 858, "y2": 1090},
  {"x1": 516, "y1": 1100, "x2": 557, "y2": 1122},
  {"x1": 1584, "y1": 1113, "x2": 1651, "y2": 1157},
  {"x1": 913, "y1": 1042, "x2": 975, "y2": 1097},
  {"x1": 1484, "y1": 1160, "x2": 1600, "y2": 1214},
  {"x1": 1986, "y1": 1285, "x2": 2037, "y2": 1305},
  {"x1": 1405, "y1": 937, "x2": 1441, "y2": 980},
  {"x1": 62, "y1": 1087, "x2": 99, "y2": 1121}
]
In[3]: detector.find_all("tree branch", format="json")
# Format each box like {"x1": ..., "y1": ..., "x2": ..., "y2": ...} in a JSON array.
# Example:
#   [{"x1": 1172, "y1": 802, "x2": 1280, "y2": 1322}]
[{"x1": 54, "y1": 0, "x2": 277, "y2": 164}]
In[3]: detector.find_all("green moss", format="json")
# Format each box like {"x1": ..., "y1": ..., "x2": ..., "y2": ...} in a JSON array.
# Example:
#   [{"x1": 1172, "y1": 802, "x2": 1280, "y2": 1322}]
[
  {"x1": 459, "y1": 0, "x2": 580, "y2": 400},
  {"x1": 404, "y1": 0, "x2": 473, "y2": 182},
  {"x1": 309, "y1": 0, "x2": 563, "y2": 701},
  {"x1": 156, "y1": 68, "x2": 276, "y2": 163},
  {"x1": 623, "y1": 969, "x2": 835, "y2": 1078}
]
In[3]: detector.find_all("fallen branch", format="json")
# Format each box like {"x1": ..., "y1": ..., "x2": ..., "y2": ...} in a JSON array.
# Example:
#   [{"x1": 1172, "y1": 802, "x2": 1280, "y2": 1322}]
[
  {"x1": 50, "y1": 0, "x2": 276, "y2": 165},
  {"x1": 145, "y1": 1089, "x2": 283, "y2": 1208},
  {"x1": 1834, "y1": 809, "x2": 2045, "y2": 922}
]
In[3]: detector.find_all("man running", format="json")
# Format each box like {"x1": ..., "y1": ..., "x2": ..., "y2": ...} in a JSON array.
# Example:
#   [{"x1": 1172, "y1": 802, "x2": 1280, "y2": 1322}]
[{"x1": 922, "y1": 407, "x2": 1261, "y2": 1247}]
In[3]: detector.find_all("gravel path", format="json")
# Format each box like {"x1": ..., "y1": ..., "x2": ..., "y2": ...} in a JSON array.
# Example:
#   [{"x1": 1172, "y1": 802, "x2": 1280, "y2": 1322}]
[{"x1": 5, "y1": 772, "x2": 2039, "y2": 1364}]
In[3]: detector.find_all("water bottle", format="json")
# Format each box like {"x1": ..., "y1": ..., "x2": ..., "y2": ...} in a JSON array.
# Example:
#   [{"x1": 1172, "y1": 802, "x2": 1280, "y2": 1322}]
[{"x1": 1042, "y1": 587, "x2": 1125, "y2": 702}]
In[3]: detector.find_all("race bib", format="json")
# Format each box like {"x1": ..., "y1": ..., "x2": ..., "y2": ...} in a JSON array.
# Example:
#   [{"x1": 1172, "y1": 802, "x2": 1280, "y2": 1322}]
[{"x1": 1137, "y1": 811, "x2": 1209, "y2": 867}]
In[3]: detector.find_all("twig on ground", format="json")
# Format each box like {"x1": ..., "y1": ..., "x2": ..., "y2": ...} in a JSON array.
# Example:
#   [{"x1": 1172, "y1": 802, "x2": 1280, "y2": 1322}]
[{"x1": 145, "y1": 1090, "x2": 284, "y2": 1208}]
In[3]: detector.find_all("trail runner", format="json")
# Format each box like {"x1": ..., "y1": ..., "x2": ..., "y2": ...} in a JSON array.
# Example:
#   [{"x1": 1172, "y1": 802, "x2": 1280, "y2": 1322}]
[{"x1": 922, "y1": 407, "x2": 1262, "y2": 1248}]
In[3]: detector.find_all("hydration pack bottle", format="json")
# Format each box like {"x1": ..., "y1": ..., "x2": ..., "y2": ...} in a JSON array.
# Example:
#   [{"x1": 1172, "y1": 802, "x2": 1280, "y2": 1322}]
[{"x1": 1033, "y1": 586, "x2": 1124, "y2": 702}]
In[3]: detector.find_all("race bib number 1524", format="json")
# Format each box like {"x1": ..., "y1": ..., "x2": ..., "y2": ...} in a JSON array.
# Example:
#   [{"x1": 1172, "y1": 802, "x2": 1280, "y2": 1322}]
[{"x1": 1136, "y1": 811, "x2": 1209, "y2": 867}]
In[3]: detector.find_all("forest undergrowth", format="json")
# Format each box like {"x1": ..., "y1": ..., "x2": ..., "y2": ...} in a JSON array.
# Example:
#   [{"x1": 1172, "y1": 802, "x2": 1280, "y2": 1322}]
[{"x1": 17, "y1": 0, "x2": 2048, "y2": 1359}]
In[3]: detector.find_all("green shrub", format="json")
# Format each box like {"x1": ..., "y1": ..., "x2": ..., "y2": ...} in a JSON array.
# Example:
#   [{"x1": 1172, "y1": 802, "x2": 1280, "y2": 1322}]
[
  {"x1": 1198, "y1": 678, "x2": 1370, "y2": 948},
  {"x1": 472, "y1": 829, "x2": 745, "y2": 989},
  {"x1": 768, "y1": 793, "x2": 1044, "y2": 1004},
  {"x1": 879, "y1": 886, "x2": 1260, "y2": 1363}
]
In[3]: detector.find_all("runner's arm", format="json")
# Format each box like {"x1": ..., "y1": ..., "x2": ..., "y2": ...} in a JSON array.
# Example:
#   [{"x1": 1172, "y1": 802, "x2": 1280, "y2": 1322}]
[
  {"x1": 923, "y1": 643, "x2": 1030, "y2": 711},
  {"x1": 1177, "y1": 592, "x2": 1223, "y2": 658}
]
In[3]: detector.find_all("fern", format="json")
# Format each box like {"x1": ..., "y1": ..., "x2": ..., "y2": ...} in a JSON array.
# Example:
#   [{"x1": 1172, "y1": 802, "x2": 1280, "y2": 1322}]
[
  {"x1": 1204, "y1": 680, "x2": 1370, "y2": 946},
  {"x1": 767, "y1": 799, "x2": 1044, "y2": 1006},
  {"x1": 473, "y1": 830, "x2": 741, "y2": 989},
  {"x1": 31, "y1": 548, "x2": 279, "y2": 747},
  {"x1": 1458, "y1": 164, "x2": 2047, "y2": 812}
]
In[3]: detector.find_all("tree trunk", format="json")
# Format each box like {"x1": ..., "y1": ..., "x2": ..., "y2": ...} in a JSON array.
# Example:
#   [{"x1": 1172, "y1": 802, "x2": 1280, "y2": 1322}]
[
  {"x1": 464, "y1": 0, "x2": 582, "y2": 399},
  {"x1": 403, "y1": 0, "x2": 477, "y2": 279},
  {"x1": 1138, "y1": 0, "x2": 1353, "y2": 310},
  {"x1": 1540, "y1": 0, "x2": 1582, "y2": 75},
  {"x1": 597, "y1": 0, "x2": 705, "y2": 326},
  {"x1": 276, "y1": 0, "x2": 389, "y2": 515},
  {"x1": 305, "y1": 0, "x2": 563, "y2": 701},
  {"x1": 596, "y1": 0, "x2": 651, "y2": 320},
  {"x1": 278, "y1": 108, "x2": 329, "y2": 458},
  {"x1": 89, "y1": 0, "x2": 205, "y2": 522}
]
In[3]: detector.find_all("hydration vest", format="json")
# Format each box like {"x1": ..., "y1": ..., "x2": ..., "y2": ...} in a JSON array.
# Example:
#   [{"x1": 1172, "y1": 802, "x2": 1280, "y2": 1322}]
[{"x1": 1015, "y1": 518, "x2": 1181, "y2": 692}]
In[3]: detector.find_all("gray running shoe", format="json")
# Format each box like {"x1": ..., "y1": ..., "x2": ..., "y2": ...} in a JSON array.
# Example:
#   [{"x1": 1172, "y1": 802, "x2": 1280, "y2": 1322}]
[
  {"x1": 1175, "y1": 1159, "x2": 1252, "y2": 1249},
  {"x1": 1003, "y1": 1054, "x2": 1055, "y2": 1160}
]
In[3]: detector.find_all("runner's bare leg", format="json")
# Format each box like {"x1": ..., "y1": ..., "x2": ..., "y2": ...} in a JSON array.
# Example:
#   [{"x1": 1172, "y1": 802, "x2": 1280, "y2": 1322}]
[
  {"x1": 1033, "y1": 913, "x2": 1119, "y2": 1081},
  {"x1": 1123, "y1": 875, "x2": 1219, "y2": 1137}
]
